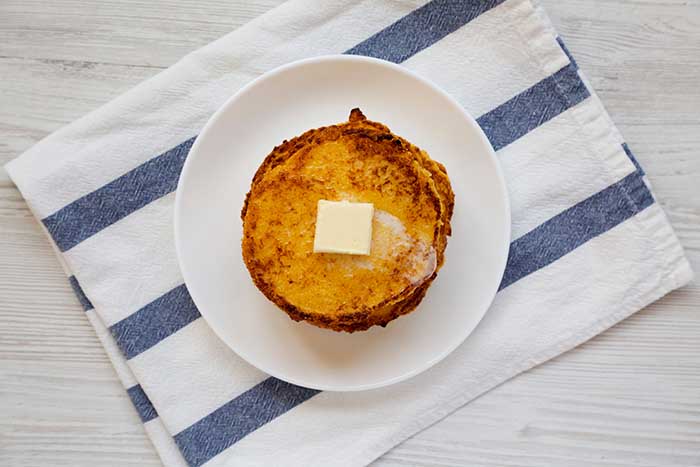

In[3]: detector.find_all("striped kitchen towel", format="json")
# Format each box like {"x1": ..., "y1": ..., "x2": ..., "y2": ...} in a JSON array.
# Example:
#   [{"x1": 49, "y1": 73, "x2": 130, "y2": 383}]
[{"x1": 5, "y1": 0, "x2": 693, "y2": 466}]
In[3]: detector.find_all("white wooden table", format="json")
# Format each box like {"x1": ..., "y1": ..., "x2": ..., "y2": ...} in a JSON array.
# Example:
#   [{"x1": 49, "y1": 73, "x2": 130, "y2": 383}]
[{"x1": 1, "y1": 1, "x2": 699, "y2": 465}]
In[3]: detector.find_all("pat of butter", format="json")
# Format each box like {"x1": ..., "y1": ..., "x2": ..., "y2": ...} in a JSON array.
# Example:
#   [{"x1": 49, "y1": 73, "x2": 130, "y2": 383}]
[{"x1": 313, "y1": 200, "x2": 374, "y2": 255}]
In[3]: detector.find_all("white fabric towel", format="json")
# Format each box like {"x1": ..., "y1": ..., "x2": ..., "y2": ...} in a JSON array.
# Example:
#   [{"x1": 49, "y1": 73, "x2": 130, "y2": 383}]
[{"x1": 5, "y1": 0, "x2": 693, "y2": 466}]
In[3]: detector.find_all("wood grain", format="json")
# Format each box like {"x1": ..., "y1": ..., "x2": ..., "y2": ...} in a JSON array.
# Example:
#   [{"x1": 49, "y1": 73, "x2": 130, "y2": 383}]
[{"x1": 1, "y1": 0, "x2": 698, "y2": 466}]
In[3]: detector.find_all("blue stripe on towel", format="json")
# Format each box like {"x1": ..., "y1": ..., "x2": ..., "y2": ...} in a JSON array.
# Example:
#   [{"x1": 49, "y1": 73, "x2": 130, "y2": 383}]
[
  {"x1": 43, "y1": 137, "x2": 196, "y2": 252},
  {"x1": 68, "y1": 275, "x2": 93, "y2": 311},
  {"x1": 127, "y1": 384, "x2": 159, "y2": 423},
  {"x1": 477, "y1": 63, "x2": 590, "y2": 151},
  {"x1": 499, "y1": 170, "x2": 654, "y2": 290},
  {"x1": 174, "y1": 377, "x2": 320, "y2": 467},
  {"x1": 110, "y1": 284, "x2": 201, "y2": 360},
  {"x1": 345, "y1": 0, "x2": 507, "y2": 62}
]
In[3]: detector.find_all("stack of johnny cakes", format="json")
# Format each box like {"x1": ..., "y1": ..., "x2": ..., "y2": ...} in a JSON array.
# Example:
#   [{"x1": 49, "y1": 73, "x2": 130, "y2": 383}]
[{"x1": 241, "y1": 109, "x2": 454, "y2": 332}]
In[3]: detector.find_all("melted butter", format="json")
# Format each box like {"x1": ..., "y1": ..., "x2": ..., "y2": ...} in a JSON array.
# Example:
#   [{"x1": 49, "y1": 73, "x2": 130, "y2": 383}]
[{"x1": 372, "y1": 209, "x2": 437, "y2": 284}]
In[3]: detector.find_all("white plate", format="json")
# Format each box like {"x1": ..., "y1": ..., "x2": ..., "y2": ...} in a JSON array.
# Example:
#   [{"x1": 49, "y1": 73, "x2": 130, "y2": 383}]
[{"x1": 174, "y1": 55, "x2": 510, "y2": 391}]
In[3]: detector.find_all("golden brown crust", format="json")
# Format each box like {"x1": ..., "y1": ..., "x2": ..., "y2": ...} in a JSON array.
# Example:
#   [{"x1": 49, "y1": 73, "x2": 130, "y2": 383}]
[{"x1": 241, "y1": 109, "x2": 454, "y2": 332}]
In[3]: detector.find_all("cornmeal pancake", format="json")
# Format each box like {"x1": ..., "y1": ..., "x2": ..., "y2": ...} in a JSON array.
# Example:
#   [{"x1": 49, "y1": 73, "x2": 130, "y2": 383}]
[{"x1": 241, "y1": 109, "x2": 454, "y2": 332}]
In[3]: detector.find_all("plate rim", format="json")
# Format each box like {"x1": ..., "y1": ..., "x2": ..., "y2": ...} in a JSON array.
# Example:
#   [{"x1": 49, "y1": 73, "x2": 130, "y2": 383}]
[{"x1": 174, "y1": 54, "x2": 511, "y2": 391}]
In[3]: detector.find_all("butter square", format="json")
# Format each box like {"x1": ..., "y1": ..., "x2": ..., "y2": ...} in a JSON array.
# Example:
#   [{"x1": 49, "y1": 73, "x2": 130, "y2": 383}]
[{"x1": 313, "y1": 200, "x2": 374, "y2": 255}]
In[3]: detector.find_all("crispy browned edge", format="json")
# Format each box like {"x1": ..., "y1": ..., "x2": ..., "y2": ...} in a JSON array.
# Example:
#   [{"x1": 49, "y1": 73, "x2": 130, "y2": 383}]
[
  {"x1": 350, "y1": 111, "x2": 455, "y2": 237},
  {"x1": 241, "y1": 109, "x2": 455, "y2": 332}
]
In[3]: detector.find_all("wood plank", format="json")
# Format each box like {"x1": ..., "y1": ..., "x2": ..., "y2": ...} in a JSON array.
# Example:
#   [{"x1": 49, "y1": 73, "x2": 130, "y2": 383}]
[{"x1": 0, "y1": 0, "x2": 284, "y2": 66}]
